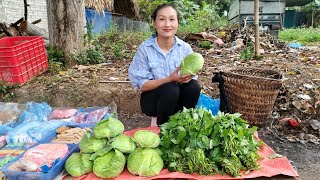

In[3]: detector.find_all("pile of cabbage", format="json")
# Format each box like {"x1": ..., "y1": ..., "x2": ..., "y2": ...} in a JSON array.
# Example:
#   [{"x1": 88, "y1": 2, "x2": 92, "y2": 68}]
[{"x1": 64, "y1": 116, "x2": 163, "y2": 178}]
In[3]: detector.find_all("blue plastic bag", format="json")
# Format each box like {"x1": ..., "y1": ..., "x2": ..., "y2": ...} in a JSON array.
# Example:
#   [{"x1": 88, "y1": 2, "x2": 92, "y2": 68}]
[
  {"x1": 197, "y1": 93, "x2": 220, "y2": 115},
  {"x1": 16, "y1": 102, "x2": 52, "y2": 127}
]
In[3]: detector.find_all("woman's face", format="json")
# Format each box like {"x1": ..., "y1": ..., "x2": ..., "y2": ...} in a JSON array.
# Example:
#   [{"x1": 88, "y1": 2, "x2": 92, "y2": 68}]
[{"x1": 153, "y1": 6, "x2": 179, "y2": 39}]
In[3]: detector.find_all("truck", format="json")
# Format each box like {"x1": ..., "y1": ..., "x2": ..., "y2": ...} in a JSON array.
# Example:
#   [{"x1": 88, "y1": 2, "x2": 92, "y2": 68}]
[{"x1": 228, "y1": 0, "x2": 285, "y2": 38}]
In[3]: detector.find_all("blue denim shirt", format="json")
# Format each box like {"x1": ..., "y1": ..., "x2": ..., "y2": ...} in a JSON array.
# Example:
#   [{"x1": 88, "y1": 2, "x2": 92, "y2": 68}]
[{"x1": 128, "y1": 35, "x2": 193, "y2": 90}]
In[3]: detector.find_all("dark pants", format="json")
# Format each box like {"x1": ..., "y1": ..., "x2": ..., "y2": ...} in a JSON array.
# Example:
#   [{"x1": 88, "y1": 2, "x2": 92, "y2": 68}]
[{"x1": 140, "y1": 79, "x2": 201, "y2": 125}]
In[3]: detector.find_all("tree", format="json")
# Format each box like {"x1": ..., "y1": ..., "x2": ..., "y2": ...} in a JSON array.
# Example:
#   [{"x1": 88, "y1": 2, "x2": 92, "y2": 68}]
[{"x1": 46, "y1": 0, "x2": 86, "y2": 62}]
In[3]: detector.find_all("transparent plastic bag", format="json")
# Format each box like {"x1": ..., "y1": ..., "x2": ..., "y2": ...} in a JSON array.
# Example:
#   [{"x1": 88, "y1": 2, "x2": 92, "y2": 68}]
[
  {"x1": 76, "y1": 101, "x2": 118, "y2": 124},
  {"x1": 0, "y1": 102, "x2": 21, "y2": 123}
]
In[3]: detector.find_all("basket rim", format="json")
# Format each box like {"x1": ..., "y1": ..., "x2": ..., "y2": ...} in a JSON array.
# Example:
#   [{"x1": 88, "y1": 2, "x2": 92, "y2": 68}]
[{"x1": 222, "y1": 67, "x2": 283, "y2": 82}]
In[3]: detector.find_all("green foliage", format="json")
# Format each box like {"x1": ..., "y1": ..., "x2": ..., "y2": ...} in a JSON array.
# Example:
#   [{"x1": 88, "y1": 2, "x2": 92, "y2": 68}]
[
  {"x1": 137, "y1": 0, "x2": 228, "y2": 35},
  {"x1": 138, "y1": 0, "x2": 169, "y2": 22},
  {"x1": 279, "y1": 28, "x2": 320, "y2": 45},
  {"x1": 48, "y1": 61, "x2": 63, "y2": 74},
  {"x1": 178, "y1": 2, "x2": 228, "y2": 35},
  {"x1": 202, "y1": 0, "x2": 231, "y2": 16},
  {"x1": 97, "y1": 27, "x2": 151, "y2": 60},
  {"x1": 46, "y1": 46, "x2": 66, "y2": 65},
  {"x1": 0, "y1": 81, "x2": 18, "y2": 102},
  {"x1": 240, "y1": 42, "x2": 254, "y2": 60},
  {"x1": 160, "y1": 108, "x2": 261, "y2": 177},
  {"x1": 199, "y1": 41, "x2": 213, "y2": 49},
  {"x1": 69, "y1": 21, "x2": 105, "y2": 65},
  {"x1": 72, "y1": 46, "x2": 105, "y2": 65},
  {"x1": 173, "y1": 0, "x2": 200, "y2": 25}
]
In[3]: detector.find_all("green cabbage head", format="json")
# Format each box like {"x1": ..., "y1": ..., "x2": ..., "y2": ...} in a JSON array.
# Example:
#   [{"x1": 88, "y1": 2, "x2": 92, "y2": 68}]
[
  {"x1": 65, "y1": 153, "x2": 93, "y2": 177},
  {"x1": 93, "y1": 149, "x2": 126, "y2": 178},
  {"x1": 180, "y1": 52, "x2": 204, "y2": 76},
  {"x1": 127, "y1": 147, "x2": 163, "y2": 176},
  {"x1": 134, "y1": 130, "x2": 160, "y2": 148},
  {"x1": 93, "y1": 117, "x2": 124, "y2": 139},
  {"x1": 79, "y1": 133, "x2": 107, "y2": 153},
  {"x1": 111, "y1": 134, "x2": 136, "y2": 154}
]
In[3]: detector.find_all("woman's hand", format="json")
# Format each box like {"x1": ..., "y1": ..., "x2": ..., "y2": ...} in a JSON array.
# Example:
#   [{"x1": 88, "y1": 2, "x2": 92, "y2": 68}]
[
  {"x1": 169, "y1": 66, "x2": 182, "y2": 83},
  {"x1": 169, "y1": 67, "x2": 194, "y2": 83},
  {"x1": 180, "y1": 75, "x2": 194, "y2": 83}
]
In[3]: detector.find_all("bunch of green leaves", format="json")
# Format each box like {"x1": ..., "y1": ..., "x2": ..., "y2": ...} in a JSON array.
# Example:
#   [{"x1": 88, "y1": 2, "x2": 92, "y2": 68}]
[
  {"x1": 209, "y1": 112, "x2": 262, "y2": 176},
  {"x1": 160, "y1": 108, "x2": 217, "y2": 175},
  {"x1": 46, "y1": 46, "x2": 66, "y2": 65},
  {"x1": 0, "y1": 81, "x2": 18, "y2": 102},
  {"x1": 199, "y1": 41, "x2": 212, "y2": 49},
  {"x1": 240, "y1": 42, "x2": 254, "y2": 60},
  {"x1": 159, "y1": 108, "x2": 262, "y2": 177}
]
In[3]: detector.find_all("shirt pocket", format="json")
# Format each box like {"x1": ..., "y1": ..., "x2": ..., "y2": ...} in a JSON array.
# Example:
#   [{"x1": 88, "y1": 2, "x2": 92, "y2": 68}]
[{"x1": 149, "y1": 62, "x2": 163, "y2": 79}]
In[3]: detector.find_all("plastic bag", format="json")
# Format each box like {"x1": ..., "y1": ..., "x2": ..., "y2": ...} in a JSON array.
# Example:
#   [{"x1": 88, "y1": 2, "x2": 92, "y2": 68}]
[
  {"x1": 0, "y1": 102, "x2": 21, "y2": 122},
  {"x1": 77, "y1": 102, "x2": 117, "y2": 124},
  {"x1": 7, "y1": 121, "x2": 67, "y2": 144},
  {"x1": 16, "y1": 102, "x2": 52, "y2": 126},
  {"x1": 50, "y1": 109, "x2": 78, "y2": 119},
  {"x1": 196, "y1": 93, "x2": 220, "y2": 115},
  {"x1": 27, "y1": 102, "x2": 52, "y2": 122}
]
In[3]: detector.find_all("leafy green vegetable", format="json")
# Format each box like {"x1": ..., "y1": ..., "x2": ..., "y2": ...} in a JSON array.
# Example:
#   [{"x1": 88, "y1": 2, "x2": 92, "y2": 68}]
[
  {"x1": 180, "y1": 52, "x2": 204, "y2": 76},
  {"x1": 133, "y1": 130, "x2": 160, "y2": 148},
  {"x1": 111, "y1": 134, "x2": 136, "y2": 154},
  {"x1": 65, "y1": 153, "x2": 93, "y2": 177},
  {"x1": 93, "y1": 149, "x2": 126, "y2": 178},
  {"x1": 79, "y1": 133, "x2": 107, "y2": 153},
  {"x1": 159, "y1": 108, "x2": 261, "y2": 177},
  {"x1": 127, "y1": 147, "x2": 163, "y2": 177},
  {"x1": 93, "y1": 116, "x2": 124, "y2": 139}
]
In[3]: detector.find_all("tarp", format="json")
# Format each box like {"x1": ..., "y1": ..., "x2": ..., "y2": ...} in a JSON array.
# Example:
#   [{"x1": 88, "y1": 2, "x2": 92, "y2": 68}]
[
  {"x1": 72, "y1": 127, "x2": 299, "y2": 180},
  {"x1": 85, "y1": 8, "x2": 112, "y2": 35}
]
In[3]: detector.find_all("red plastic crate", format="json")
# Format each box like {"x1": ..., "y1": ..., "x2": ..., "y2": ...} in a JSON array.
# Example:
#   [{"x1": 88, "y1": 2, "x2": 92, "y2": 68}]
[{"x1": 0, "y1": 36, "x2": 48, "y2": 84}]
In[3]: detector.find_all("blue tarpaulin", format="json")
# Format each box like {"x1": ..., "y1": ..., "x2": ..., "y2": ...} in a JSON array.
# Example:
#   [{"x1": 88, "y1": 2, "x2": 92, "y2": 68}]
[{"x1": 85, "y1": 8, "x2": 112, "y2": 34}]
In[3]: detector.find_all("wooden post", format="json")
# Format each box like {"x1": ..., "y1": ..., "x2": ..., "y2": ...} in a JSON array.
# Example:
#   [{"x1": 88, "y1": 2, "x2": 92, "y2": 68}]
[
  {"x1": 311, "y1": 0, "x2": 315, "y2": 27},
  {"x1": 254, "y1": 0, "x2": 260, "y2": 56},
  {"x1": 24, "y1": 0, "x2": 28, "y2": 21}
]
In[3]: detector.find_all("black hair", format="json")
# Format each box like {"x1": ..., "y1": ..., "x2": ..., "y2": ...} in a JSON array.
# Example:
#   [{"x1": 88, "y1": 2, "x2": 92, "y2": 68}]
[{"x1": 151, "y1": 4, "x2": 180, "y2": 23}]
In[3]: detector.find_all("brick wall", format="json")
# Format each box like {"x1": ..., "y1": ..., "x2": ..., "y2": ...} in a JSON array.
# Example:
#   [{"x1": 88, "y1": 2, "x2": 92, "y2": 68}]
[{"x1": 0, "y1": 0, "x2": 48, "y2": 31}]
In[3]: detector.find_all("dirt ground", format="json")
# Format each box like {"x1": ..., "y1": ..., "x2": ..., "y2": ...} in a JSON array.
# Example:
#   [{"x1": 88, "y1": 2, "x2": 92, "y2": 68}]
[{"x1": 6, "y1": 34, "x2": 320, "y2": 179}]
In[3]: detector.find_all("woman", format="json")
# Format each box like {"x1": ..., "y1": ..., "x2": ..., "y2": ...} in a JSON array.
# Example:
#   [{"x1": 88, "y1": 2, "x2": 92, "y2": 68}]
[{"x1": 128, "y1": 4, "x2": 201, "y2": 125}]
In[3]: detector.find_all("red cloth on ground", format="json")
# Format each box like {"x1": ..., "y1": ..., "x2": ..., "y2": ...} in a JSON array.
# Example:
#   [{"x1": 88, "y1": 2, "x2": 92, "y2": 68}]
[{"x1": 72, "y1": 127, "x2": 299, "y2": 180}]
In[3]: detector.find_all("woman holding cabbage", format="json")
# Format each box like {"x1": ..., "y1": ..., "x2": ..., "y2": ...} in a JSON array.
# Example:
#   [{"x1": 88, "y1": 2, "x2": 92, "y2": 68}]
[{"x1": 128, "y1": 4, "x2": 202, "y2": 126}]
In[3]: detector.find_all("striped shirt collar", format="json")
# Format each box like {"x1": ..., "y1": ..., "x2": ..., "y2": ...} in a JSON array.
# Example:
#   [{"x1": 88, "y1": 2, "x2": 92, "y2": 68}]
[{"x1": 144, "y1": 34, "x2": 184, "y2": 47}]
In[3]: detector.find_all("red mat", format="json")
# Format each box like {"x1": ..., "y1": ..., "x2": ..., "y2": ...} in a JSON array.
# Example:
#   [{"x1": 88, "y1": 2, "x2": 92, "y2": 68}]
[{"x1": 72, "y1": 127, "x2": 299, "y2": 180}]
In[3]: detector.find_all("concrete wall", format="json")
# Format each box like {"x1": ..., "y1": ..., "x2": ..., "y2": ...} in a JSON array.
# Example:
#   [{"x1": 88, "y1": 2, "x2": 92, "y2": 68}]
[{"x1": 0, "y1": 0, "x2": 48, "y2": 31}]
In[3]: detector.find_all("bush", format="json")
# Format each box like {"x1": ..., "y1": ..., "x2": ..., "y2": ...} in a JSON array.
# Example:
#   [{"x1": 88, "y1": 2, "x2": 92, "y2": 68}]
[{"x1": 279, "y1": 28, "x2": 320, "y2": 45}]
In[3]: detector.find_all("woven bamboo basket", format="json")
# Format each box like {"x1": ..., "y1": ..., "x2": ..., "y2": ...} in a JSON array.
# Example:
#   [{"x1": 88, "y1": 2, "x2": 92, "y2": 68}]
[{"x1": 222, "y1": 68, "x2": 282, "y2": 126}]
